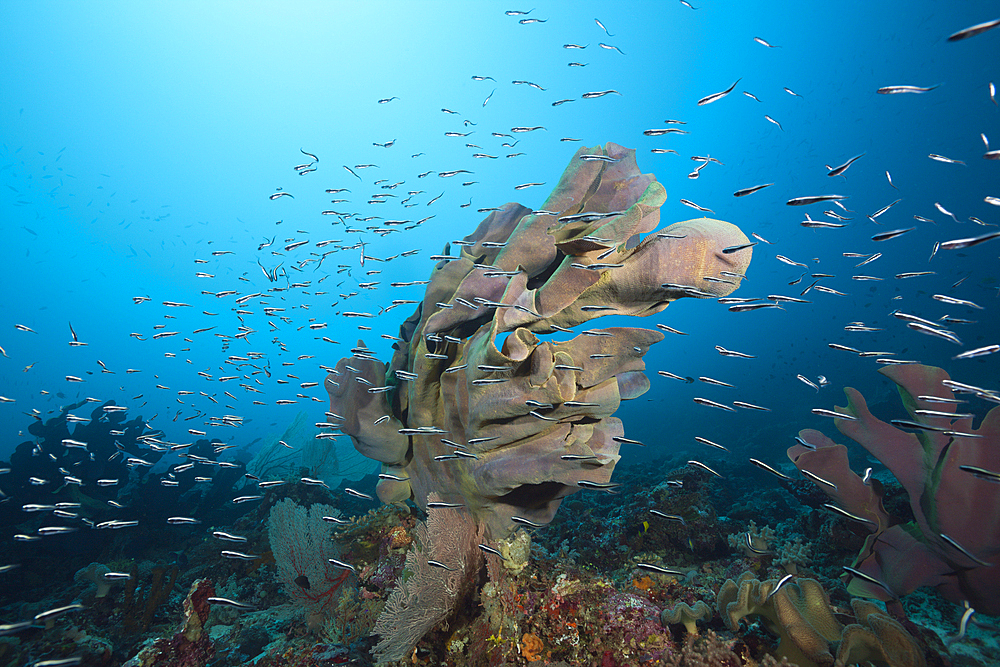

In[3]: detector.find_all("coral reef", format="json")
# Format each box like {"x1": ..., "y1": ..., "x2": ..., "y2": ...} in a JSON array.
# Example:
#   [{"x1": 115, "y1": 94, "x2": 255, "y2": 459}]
[
  {"x1": 775, "y1": 538, "x2": 811, "y2": 575},
  {"x1": 787, "y1": 364, "x2": 1000, "y2": 616}
]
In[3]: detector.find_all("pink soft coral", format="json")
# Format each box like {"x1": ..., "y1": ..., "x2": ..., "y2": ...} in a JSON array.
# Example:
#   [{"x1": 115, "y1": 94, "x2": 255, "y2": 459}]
[{"x1": 788, "y1": 364, "x2": 1000, "y2": 615}]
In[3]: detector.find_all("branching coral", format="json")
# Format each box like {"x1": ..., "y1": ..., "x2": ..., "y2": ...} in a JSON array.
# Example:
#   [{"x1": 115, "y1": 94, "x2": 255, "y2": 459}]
[
  {"x1": 787, "y1": 364, "x2": 1000, "y2": 616},
  {"x1": 727, "y1": 520, "x2": 775, "y2": 558},
  {"x1": 775, "y1": 538, "x2": 811, "y2": 575}
]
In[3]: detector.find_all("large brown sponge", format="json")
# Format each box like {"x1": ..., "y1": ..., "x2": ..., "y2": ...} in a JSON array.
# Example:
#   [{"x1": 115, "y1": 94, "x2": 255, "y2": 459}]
[{"x1": 325, "y1": 142, "x2": 752, "y2": 539}]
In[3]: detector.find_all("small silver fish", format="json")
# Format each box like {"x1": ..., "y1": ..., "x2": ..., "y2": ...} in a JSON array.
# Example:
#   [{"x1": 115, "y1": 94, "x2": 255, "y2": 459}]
[
  {"x1": 811, "y1": 408, "x2": 857, "y2": 421},
  {"x1": 694, "y1": 436, "x2": 728, "y2": 451},
  {"x1": 207, "y1": 597, "x2": 256, "y2": 609},
  {"x1": 932, "y1": 294, "x2": 983, "y2": 310},
  {"x1": 511, "y1": 516, "x2": 544, "y2": 528},
  {"x1": 733, "y1": 400, "x2": 770, "y2": 411},
  {"x1": 687, "y1": 460, "x2": 723, "y2": 477},
  {"x1": 679, "y1": 199, "x2": 714, "y2": 213},
  {"x1": 947, "y1": 17, "x2": 1000, "y2": 42},
  {"x1": 636, "y1": 563, "x2": 688, "y2": 576},
  {"x1": 827, "y1": 153, "x2": 865, "y2": 177},
  {"x1": 823, "y1": 503, "x2": 875, "y2": 525},
  {"x1": 953, "y1": 344, "x2": 1000, "y2": 360},
  {"x1": 650, "y1": 510, "x2": 686, "y2": 525},
  {"x1": 478, "y1": 544, "x2": 507, "y2": 558},
  {"x1": 692, "y1": 397, "x2": 735, "y2": 412},
  {"x1": 843, "y1": 566, "x2": 897, "y2": 597},
  {"x1": 939, "y1": 533, "x2": 991, "y2": 567},
  {"x1": 212, "y1": 531, "x2": 248, "y2": 542},
  {"x1": 643, "y1": 128, "x2": 688, "y2": 136},
  {"x1": 733, "y1": 184, "x2": 773, "y2": 197},
  {"x1": 877, "y1": 84, "x2": 940, "y2": 94},
  {"x1": 959, "y1": 465, "x2": 1000, "y2": 483},
  {"x1": 749, "y1": 458, "x2": 790, "y2": 480},
  {"x1": 928, "y1": 153, "x2": 965, "y2": 165},
  {"x1": 764, "y1": 574, "x2": 795, "y2": 602},
  {"x1": 907, "y1": 322, "x2": 962, "y2": 345},
  {"x1": 940, "y1": 230, "x2": 1000, "y2": 250},
  {"x1": 697, "y1": 78, "x2": 741, "y2": 106},
  {"x1": 328, "y1": 557, "x2": 356, "y2": 572},
  {"x1": 801, "y1": 469, "x2": 838, "y2": 490},
  {"x1": 786, "y1": 194, "x2": 847, "y2": 206}
]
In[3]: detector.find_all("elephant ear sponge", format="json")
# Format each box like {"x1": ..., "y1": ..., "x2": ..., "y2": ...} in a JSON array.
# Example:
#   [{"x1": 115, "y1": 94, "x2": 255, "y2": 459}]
[{"x1": 717, "y1": 573, "x2": 926, "y2": 667}]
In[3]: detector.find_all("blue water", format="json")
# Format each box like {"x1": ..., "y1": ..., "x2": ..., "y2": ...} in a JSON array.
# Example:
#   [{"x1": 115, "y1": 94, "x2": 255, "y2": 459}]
[
  {"x1": 4, "y1": 2, "x2": 997, "y2": 461},
  {"x1": 1, "y1": 0, "x2": 998, "y2": 660}
]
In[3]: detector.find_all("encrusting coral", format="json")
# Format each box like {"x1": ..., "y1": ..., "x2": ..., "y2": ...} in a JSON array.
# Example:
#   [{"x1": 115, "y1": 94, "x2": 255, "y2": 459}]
[
  {"x1": 717, "y1": 572, "x2": 925, "y2": 667},
  {"x1": 325, "y1": 142, "x2": 752, "y2": 540}
]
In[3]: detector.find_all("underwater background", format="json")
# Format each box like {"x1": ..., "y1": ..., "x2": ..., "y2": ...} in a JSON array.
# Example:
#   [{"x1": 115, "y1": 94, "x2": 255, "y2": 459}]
[{"x1": 2, "y1": 1, "x2": 999, "y2": 666}]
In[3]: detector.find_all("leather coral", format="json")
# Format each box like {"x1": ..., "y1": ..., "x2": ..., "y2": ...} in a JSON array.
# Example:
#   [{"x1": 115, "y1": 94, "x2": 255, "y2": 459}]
[{"x1": 717, "y1": 572, "x2": 925, "y2": 667}]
